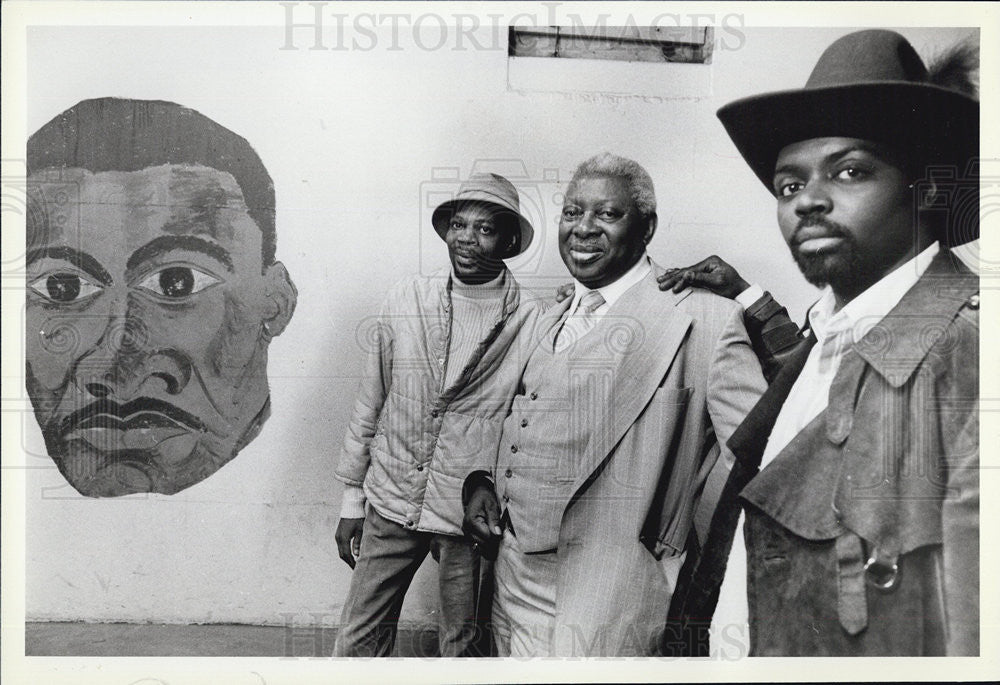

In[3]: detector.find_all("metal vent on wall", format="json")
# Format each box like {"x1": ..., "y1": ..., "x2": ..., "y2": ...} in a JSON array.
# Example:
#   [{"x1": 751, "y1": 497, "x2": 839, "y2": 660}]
[{"x1": 509, "y1": 26, "x2": 714, "y2": 64}]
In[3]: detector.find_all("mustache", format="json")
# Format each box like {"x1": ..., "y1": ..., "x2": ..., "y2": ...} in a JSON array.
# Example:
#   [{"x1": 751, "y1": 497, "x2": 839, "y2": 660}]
[
  {"x1": 451, "y1": 248, "x2": 503, "y2": 266},
  {"x1": 791, "y1": 216, "x2": 852, "y2": 245},
  {"x1": 59, "y1": 397, "x2": 206, "y2": 436},
  {"x1": 565, "y1": 240, "x2": 603, "y2": 251}
]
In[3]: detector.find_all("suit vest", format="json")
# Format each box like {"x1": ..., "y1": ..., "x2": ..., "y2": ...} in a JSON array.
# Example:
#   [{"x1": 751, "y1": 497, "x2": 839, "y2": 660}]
[{"x1": 496, "y1": 314, "x2": 618, "y2": 553}]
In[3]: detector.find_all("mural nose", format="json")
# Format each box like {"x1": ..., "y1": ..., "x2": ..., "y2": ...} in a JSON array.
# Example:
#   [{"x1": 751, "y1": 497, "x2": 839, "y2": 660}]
[{"x1": 73, "y1": 316, "x2": 191, "y2": 399}]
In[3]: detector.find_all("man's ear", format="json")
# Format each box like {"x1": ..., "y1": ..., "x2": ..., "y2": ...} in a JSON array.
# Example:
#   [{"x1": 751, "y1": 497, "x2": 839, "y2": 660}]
[
  {"x1": 504, "y1": 233, "x2": 521, "y2": 259},
  {"x1": 643, "y1": 213, "x2": 658, "y2": 245},
  {"x1": 261, "y1": 261, "x2": 297, "y2": 338}
]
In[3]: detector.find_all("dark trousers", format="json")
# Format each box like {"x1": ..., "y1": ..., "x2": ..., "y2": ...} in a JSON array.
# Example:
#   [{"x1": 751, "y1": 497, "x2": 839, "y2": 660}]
[{"x1": 333, "y1": 507, "x2": 493, "y2": 657}]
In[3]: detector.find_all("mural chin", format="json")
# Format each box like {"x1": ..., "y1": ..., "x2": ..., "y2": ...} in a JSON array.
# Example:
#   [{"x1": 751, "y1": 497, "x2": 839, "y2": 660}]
[
  {"x1": 48, "y1": 437, "x2": 231, "y2": 497},
  {"x1": 35, "y1": 372, "x2": 272, "y2": 497}
]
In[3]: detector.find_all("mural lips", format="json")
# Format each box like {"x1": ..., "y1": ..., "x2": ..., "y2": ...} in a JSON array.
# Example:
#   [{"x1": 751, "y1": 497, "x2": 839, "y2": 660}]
[{"x1": 59, "y1": 397, "x2": 206, "y2": 451}]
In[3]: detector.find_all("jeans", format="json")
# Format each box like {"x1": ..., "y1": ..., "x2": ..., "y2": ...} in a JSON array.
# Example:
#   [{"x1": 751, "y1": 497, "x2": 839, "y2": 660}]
[{"x1": 333, "y1": 506, "x2": 493, "y2": 657}]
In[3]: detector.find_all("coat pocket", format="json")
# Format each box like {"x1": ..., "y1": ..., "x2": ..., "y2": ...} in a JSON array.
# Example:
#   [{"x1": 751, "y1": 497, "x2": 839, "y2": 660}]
[{"x1": 651, "y1": 385, "x2": 693, "y2": 407}]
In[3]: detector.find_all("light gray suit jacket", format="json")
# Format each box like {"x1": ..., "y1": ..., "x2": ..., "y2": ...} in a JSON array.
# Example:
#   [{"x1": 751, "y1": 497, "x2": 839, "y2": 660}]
[{"x1": 495, "y1": 263, "x2": 767, "y2": 655}]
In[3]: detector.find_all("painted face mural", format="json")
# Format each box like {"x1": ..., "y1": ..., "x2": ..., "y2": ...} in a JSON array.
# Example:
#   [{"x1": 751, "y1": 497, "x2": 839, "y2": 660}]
[{"x1": 26, "y1": 99, "x2": 297, "y2": 497}]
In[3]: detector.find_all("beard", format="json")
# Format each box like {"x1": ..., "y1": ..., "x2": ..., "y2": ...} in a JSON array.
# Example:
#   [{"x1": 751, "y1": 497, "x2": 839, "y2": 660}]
[{"x1": 789, "y1": 218, "x2": 868, "y2": 296}]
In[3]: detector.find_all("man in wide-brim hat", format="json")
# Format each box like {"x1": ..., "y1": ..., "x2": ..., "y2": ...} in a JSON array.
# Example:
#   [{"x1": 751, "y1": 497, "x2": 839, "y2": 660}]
[
  {"x1": 663, "y1": 29, "x2": 980, "y2": 656},
  {"x1": 333, "y1": 173, "x2": 543, "y2": 657}
]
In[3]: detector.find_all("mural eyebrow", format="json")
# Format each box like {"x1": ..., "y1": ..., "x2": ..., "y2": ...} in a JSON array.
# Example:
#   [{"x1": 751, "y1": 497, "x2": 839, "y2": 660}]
[
  {"x1": 126, "y1": 235, "x2": 234, "y2": 273},
  {"x1": 26, "y1": 246, "x2": 113, "y2": 286}
]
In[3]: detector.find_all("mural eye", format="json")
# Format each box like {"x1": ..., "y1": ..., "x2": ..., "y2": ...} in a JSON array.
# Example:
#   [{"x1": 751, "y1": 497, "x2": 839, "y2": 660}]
[
  {"x1": 28, "y1": 272, "x2": 102, "y2": 304},
  {"x1": 137, "y1": 266, "x2": 220, "y2": 299}
]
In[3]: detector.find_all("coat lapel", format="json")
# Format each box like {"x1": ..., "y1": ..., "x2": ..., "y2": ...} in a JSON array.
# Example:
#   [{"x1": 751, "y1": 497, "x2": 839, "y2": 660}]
[
  {"x1": 852, "y1": 252, "x2": 977, "y2": 387},
  {"x1": 568, "y1": 270, "x2": 693, "y2": 496}
]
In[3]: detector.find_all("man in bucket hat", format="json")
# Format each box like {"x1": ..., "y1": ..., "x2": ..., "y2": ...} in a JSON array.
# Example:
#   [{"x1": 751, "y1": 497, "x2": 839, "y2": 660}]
[
  {"x1": 662, "y1": 30, "x2": 980, "y2": 656},
  {"x1": 333, "y1": 173, "x2": 542, "y2": 657}
]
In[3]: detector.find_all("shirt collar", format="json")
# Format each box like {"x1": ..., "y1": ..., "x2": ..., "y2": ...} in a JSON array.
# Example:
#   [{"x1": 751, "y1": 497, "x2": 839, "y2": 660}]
[
  {"x1": 570, "y1": 253, "x2": 651, "y2": 313},
  {"x1": 807, "y1": 241, "x2": 940, "y2": 344}
]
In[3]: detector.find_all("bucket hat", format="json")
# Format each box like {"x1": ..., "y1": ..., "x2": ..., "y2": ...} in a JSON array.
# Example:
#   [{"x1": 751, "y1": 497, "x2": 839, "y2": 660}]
[
  {"x1": 432, "y1": 173, "x2": 534, "y2": 257},
  {"x1": 717, "y1": 30, "x2": 978, "y2": 192}
]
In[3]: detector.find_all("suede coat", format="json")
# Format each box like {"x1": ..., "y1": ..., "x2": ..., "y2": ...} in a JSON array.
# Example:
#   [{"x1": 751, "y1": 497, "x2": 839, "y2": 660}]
[{"x1": 668, "y1": 251, "x2": 979, "y2": 656}]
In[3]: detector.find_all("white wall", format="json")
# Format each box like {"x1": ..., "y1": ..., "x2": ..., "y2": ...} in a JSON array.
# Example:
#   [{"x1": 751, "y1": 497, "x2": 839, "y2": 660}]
[{"x1": 21, "y1": 19, "x2": 978, "y2": 627}]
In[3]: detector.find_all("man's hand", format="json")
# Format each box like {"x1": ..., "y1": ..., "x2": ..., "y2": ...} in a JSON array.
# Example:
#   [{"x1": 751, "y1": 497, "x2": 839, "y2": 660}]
[
  {"x1": 554, "y1": 282, "x2": 574, "y2": 303},
  {"x1": 336, "y1": 517, "x2": 365, "y2": 569},
  {"x1": 463, "y1": 484, "x2": 502, "y2": 545},
  {"x1": 657, "y1": 255, "x2": 750, "y2": 300},
  {"x1": 464, "y1": 484, "x2": 502, "y2": 561}
]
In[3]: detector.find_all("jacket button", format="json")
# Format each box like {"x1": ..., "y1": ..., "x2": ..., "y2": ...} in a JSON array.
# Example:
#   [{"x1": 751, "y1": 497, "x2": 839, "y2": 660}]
[
  {"x1": 406, "y1": 520, "x2": 414, "y2": 527},
  {"x1": 520, "y1": 419, "x2": 528, "y2": 427},
  {"x1": 510, "y1": 445, "x2": 518, "y2": 453},
  {"x1": 505, "y1": 468, "x2": 512, "y2": 478},
  {"x1": 530, "y1": 392, "x2": 538, "y2": 400},
  {"x1": 416, "y1": 464, "x2": 424, "y2": 472}
]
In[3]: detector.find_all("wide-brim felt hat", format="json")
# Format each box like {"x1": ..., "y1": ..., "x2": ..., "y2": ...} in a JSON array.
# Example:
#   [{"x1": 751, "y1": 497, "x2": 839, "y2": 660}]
[
  {"x1": 432, "y1": 173, "x2": 534, "y2": 258},
  {"x1": 717, "y1": 30, "x2": 979, "y2": 192}
]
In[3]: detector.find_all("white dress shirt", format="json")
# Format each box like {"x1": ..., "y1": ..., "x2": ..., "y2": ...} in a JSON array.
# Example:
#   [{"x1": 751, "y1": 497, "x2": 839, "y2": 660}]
[
  {"x1": 710, "y1": 241, "x2": 941, "y2": 657},
  {"x1": 566, "y1": 253, "x2": 651, "y2": 320}
]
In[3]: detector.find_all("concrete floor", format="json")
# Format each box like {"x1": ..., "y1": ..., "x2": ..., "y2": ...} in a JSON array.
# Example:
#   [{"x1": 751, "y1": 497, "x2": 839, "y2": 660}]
[{"x1": 25, "y1": 622, "x2": 440, "y2": 657}]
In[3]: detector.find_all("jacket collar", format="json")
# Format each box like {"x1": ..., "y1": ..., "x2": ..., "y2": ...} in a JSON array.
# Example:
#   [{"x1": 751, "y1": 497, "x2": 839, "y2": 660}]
[
  {"x1": 567, "y1": 263, "x2": 695, "y2": 495},
  {"x1": 851, "y1": 250, "x2": 978, "y2": 387}
]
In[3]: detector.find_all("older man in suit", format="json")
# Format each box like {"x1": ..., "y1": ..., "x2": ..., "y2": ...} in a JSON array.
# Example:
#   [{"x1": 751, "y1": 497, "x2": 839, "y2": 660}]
[
  {"x1": 663, "y1": 30, "x2": 980, "y2": 656},
  {"x1": 463, "y1": 153, "x2": 767, "y2": 656}
]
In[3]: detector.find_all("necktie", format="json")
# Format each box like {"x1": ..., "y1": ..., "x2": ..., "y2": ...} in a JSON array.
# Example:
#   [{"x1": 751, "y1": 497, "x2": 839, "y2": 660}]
[{"x1": 554, "y1": 290, "x2": 605, "y2": 352}]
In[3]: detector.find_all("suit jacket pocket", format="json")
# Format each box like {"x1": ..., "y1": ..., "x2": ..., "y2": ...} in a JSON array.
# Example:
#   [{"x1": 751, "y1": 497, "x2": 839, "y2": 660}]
[{"x1": 651, "y1": 385, "x2": 693, "y2": 407}]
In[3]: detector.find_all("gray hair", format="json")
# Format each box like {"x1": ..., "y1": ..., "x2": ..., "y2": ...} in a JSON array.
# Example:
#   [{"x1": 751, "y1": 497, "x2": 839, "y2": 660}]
[{"x1": 570, "y1": 152, "x2": 657, "y2": 219}]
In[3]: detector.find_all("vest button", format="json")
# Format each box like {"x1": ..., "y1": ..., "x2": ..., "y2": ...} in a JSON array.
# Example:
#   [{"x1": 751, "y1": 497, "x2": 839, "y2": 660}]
[
  {"x1": 416, "y1": 464, "x2": 424, "y2": 472},
  {"x1": 530, "y1": 392, "x2": 538, "y2": 400},
  {"x1": 521, "y1": 419, "x2": 528, "y2": 427},
  {"x1": 505, "y1": 468, "x2": 512, "y2": 478},
  {"x1": 503, "y1": 495, "x2": 510, "y2": 503},
  {"x1": 431, "y1": 409, "x2": 439, "y2": 418},
  {"x1": 510, "y1": 445, "x2": 518, "y2": 453}
]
